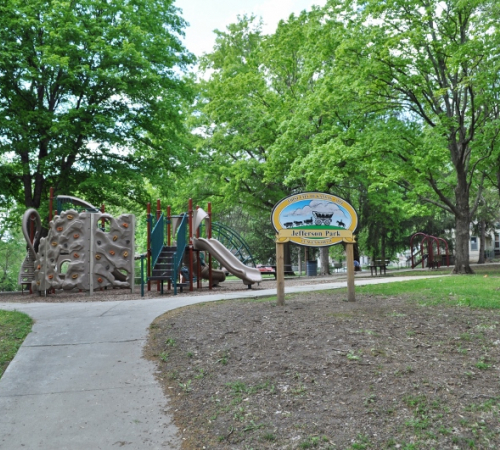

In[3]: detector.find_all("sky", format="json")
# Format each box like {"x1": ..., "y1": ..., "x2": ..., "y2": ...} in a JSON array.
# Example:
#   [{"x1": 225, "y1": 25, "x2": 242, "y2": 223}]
[{"x1": 174, "y1": 0, "x2": 327, "y2": 57}]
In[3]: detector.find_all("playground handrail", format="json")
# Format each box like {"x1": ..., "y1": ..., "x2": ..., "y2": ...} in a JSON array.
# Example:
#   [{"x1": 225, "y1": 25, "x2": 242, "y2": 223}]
[
  {"x1": 212, "y1": 222, "x2": 257, "y2": 267},
  {"x1": 151, "y1": 213, "x2": 165, "y2": 269},
  {"x1": 172, "y1": 213, "x2": 188, "y2": 294}
]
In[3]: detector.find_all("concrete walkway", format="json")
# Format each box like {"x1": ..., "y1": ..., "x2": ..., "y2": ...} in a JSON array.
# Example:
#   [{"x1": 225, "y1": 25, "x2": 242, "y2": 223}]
[{"x1": 0, "y1": 276, "x2": 439, "y2": 449}]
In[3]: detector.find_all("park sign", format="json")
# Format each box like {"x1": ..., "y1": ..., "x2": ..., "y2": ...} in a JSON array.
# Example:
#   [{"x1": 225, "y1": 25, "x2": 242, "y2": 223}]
[{"x1": 271, "y1": 192, "x2": 358, "y2": 247}]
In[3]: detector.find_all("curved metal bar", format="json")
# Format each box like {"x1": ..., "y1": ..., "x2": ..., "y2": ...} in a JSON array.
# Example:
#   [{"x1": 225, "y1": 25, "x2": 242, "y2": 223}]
[
  {"x1": 21, "y1": 208, "x2": 42, "y2": 256},
  {"x1": 56, "y1": 195, "x2": 99, "y2": 214},
  {"x1": 410, "y1": 232, "x2": 428, "y2": 268},
  {"x1": 212, "y1": 222, "x2": 257, "y2": 267}
]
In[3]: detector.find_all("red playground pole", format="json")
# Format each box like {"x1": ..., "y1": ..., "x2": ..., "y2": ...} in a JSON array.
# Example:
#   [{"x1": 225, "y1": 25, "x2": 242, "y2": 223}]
[
  {"x1": 156, "y1": 199, "x2": 161, "y2": 291},
  {"x1": 147, "y1": 202, "x2": 151, "y2": 291},
  {"x1": 49, "y1": 187, "x2": 54, "y2": 222},
  {"x1": 167, "y1": 205, "x2": 171, "y2": 291},
  {"x1": 188, "y1": 199, "x2": 194, "y2": 292},
  {"x1": 208, "y1": 202, "x2": 213, "y2": 290},
  {"x1": 196, "y1": 205, "x2": 202, "y2": 289}
]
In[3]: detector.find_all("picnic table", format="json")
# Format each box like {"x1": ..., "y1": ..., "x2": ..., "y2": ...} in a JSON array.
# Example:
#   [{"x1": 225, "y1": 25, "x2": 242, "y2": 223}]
[
  {"x1": 257, "y1": 265, "x2": 277, "y2": 279},
  {"x1": 369, "y1": 261, "x2": 388, "y2": 276}
]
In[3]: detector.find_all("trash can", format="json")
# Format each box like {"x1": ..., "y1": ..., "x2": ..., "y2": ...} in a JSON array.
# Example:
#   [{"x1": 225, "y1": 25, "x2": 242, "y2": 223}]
[{"x1": 306, "y1": 260, "x2": 317, "y2": 276}]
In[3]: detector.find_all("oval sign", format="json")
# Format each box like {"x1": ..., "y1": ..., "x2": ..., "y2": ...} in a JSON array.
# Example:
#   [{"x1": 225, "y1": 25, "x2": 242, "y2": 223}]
[{"x1": 271, "y1": 192, "x2": 358, "y2": 247}]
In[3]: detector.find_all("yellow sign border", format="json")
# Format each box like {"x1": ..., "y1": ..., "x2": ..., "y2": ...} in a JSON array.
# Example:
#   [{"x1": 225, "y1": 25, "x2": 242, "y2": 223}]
[{"x1": 271, "y1": 192, "x2": 358, "y2": 247}]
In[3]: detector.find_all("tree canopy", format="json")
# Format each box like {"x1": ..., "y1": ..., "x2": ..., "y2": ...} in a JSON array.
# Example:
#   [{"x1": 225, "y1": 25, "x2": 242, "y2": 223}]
[
  {"x1": 3, "y1": 0, "x2": 500, "y2": 272},
  {"x1": 0, "y1": 0, "x2": 194, "y2": 214},
  {"x1": 323, "y1": 0, "x2": 500, "y2": 272}
]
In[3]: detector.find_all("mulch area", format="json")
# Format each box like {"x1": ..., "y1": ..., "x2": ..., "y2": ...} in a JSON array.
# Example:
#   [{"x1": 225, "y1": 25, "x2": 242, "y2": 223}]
[
  {"x1": 0, "y1": 274, "x2": 347, "y2": 303},
  {"x1": 145, "y1": 289, "x2": 500, "y2": 449}
]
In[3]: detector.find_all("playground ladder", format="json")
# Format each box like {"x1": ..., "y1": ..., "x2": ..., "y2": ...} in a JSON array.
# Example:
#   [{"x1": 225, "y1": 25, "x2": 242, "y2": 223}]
[{"x1": 18, "y1": 251, "x2": 36, "y2": 292}]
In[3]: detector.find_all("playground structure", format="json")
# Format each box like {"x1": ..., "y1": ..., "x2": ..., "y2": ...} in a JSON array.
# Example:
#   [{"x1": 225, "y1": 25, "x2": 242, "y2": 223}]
[
  {"x1": 146, "y1": 200, "x2": 262, "y2": 295},
  {"x1": 18, "y1": 190, "x2": 261, "y2": 296},
  {"x1": 410, "y1": 232, "x2": 450, "y2": 269},
  {"x1": 19, "y1": 193, "x2": 135, "y2": 295}
]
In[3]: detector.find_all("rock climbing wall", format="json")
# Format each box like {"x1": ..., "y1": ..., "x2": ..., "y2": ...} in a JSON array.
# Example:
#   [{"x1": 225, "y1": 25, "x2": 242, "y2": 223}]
[
  {"x1": 92, "y1": 213, "x2": 135, "y2": 291},
  {"x1": 33, "y1": 210, "x2": 135, "y2": 293}
]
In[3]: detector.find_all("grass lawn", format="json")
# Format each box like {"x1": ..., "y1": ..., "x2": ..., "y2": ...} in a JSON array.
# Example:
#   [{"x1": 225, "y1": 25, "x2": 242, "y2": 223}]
[
  {"x1": 356, "y1": 268, "x2": 500, "y2": 309},
  {"x1": 0, "y1": 310, "x2": 33, "y2": 378}
]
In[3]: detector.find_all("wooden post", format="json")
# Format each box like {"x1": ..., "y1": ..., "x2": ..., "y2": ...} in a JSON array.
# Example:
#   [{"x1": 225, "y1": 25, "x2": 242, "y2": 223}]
[
  {"x1": 276, "y1": 242, "x2": 285, "y2": 306},
  {"x1": 298, "y1": 247, "x2": 301, "y2": 276},
  {"x1": 346, "y1": 242, "x2": 355, "y2": 302}
]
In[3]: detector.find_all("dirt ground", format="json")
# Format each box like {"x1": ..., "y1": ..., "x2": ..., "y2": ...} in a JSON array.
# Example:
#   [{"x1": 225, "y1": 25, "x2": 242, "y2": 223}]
[
  {"x1": 0, "y1": 273, "x2": 355, "y2": 303},
  {"x1": 145, "y1": 289, "x2": 500, "y2": 450}
]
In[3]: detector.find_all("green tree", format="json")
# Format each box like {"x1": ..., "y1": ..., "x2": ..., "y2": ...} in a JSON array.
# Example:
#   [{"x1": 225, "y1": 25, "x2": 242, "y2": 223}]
[
  {"x1": 0, "y1": 0, "x2": 193, "y2": 212},
  {"x1": 193, "y1": 11, "x2": 430, "y2": 266},
  {"x1": 0, "y1": 223, "x2": 25, "y2": 291},
  {"x1": 328, "y1": 0, "x2": 500, "y2": 273}
]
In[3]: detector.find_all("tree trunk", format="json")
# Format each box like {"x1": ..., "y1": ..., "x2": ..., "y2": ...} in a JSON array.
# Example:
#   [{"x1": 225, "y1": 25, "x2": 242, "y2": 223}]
[
  {"x1": 381, "y1": 231, "x2": 386, "y2": 266},
  {"x1": 453, "y1": 206, "x2": 473, "y2": 273},
  {"x1": 354, "y1": 244, "x2": 360, "y2": 263},
  {"x1": 477, "y1": 220, "x2": 486, "y2": 264},
  {"x1": 284, "y1": 242, "x2": 294, "y2": 275},
  {"x1": 320, "y1": 247, "x2": 330, "y2": 275}
]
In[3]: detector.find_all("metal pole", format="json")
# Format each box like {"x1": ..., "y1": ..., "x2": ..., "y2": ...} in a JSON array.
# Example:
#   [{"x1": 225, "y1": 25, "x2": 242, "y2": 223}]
[
  {"x1": 49, "y1": 187, "x2": 54, "y2": 222},
  {"x1": 188, "y1": 198, "x2": 194, "y2": 292},
  {"x1": 147, "y1": 202, "x2": 151, "y2": 291},
  {"x1": 167, "y1": 205, "x2": 171, "y2": 291},
  {"x1": 196, "y1": 205, "x2": 201, "y2": 289},
  {"x1": 208, "y1": 202, "x2": 212, "y2": 290},
  {"x1": 156, "y1": 199, "x2": 161, "y2": 291},
  {"x1": 89, "y1": 213, "x2": 95, "y2": 296},
  {"x1": 141, "y1": 255, "x2": 144, "y2": 297}
]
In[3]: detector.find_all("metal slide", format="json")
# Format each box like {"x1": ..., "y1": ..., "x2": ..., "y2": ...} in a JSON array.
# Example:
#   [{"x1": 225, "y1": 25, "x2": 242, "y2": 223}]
[{"x1": 192, "y1": 237, "x2": 262, "y2": 286}]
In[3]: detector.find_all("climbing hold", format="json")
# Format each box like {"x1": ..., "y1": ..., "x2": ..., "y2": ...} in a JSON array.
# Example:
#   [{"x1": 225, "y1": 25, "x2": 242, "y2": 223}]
[
  {"x1": 67, "y1": 214, "x2": 74, "y2": 220},
  {"x1": 113, "y1": 235, "x2": 118, "y2": 241},
  {"x1": 72, "y1": 274, "x2": 78, "y2": 279},
  {"x1": 122, "y1": 223, "x2": 129, "y2": 228},
  {"x1": 37, "y1": 265, "x2": 41, "y2": 270},
  {"x1": 57, "y1": 227, "x2": 63, "y2": 232},
  {"x1": 109, "y1": 250, "x2": 115, "y2": 256},
  {"x1": 48, "y1": 274, "x2": 54, "y2": 280},
  {"x1": 51, "y1": 242, "x2": 58, "y2": 247},
  {"x1": 95, "y1": 254, "x2": 101, "y2": 260},
  {"x1": 97, "y1": 277, "x2": 103, "y2": 283},
  {"x1": 73, "y1": 233, "x2": 80, "y2": 239},
  {"x1": 123, "y1": 251, "x2": 129, "y2": 257},
  {"x1": 73, "y1": 253, "x2": 79, "y2": 258}
]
